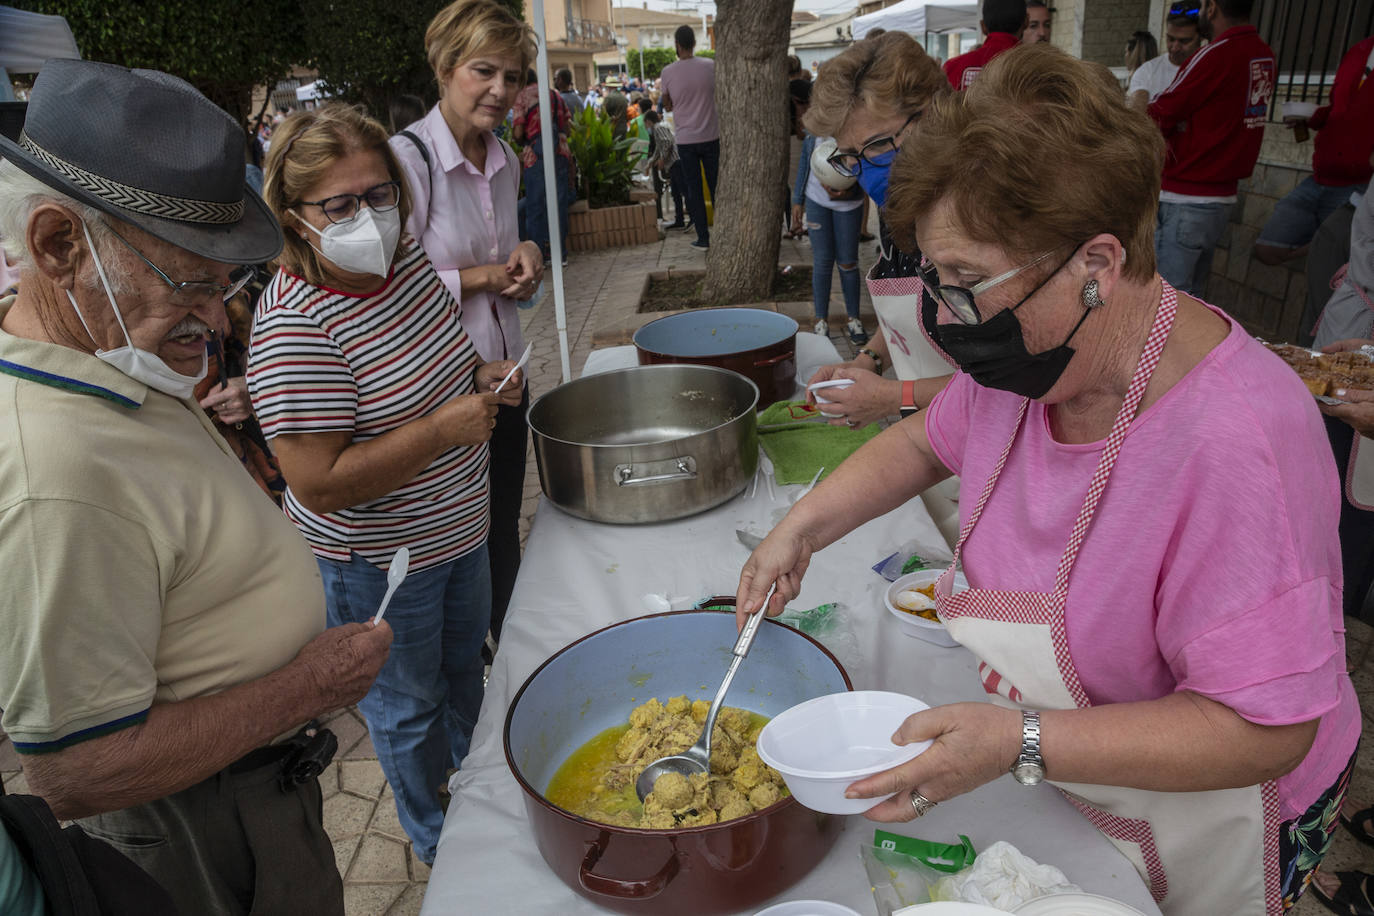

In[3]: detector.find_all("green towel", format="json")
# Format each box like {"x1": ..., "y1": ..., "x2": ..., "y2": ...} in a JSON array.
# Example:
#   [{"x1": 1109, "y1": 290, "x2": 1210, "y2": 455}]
[{"x1": 757, "y1": 400, "x2": 881, "y2": 485}]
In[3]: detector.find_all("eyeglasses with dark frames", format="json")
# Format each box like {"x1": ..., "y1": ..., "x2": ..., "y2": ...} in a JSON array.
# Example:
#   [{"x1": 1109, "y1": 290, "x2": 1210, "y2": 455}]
[
  {"x1": 916, "y1": 250, "x2": 1058, "y2": 326},
  {"x1": 105, "y1": 226, "x2": 253, "y2": 303},
  {"x1": 826, "y1": 112, "x2": 919, "y2": 178},
  {"x1": 298, "y1": 180, "x2": 402, "y2": 225}
]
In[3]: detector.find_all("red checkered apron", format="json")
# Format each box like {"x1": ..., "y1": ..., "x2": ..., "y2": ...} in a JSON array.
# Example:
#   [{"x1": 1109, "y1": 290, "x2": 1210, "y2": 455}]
[{"x1": 934, "y1": 282, "x2": 1281, "y2": 916}]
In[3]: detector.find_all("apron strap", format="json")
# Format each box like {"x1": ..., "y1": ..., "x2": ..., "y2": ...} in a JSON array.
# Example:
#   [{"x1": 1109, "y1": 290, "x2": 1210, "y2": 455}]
[
  {"x1": 1052, "y1": 281, "x2": 1178, "y2": 597},
  {"x1": 950, "y1": 397, "x2": 1030, "y2": 568}
]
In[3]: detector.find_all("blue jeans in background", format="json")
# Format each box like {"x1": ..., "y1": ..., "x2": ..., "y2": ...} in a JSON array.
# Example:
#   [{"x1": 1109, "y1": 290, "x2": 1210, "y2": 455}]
[
  {"x1": 805, "y1": 198, "x2": 863, "y2": 321},
  {"x1": 1258, "y1": 176, "x2": 1366, "y2": 251},
  {"x1": 316, "y1": 545, "x2": 491, "y2": 864},
  {"x1": 1155, "y1": 200, "x2": 1233, "y2": 298},
  {"x1": 524, "y1": 146, "x2": 572, "y2": 262},
  {"x1": 677, "y1": 139, "x2": 720, "y2": 245}
]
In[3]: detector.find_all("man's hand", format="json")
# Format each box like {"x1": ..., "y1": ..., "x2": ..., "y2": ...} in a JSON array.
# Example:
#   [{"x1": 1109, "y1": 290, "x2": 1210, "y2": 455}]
[
  {"x1": 292, "y1": 621, "x2": 392, "y2": 717},
  {"x1": 198, "y1": 377, "x2": 253, "y2": 425}
]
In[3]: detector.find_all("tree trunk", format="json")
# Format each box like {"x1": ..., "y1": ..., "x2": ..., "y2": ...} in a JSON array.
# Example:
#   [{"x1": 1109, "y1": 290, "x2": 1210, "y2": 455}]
[{"x1": 700, "y1": 0, "x2": 795, "y2": 305}]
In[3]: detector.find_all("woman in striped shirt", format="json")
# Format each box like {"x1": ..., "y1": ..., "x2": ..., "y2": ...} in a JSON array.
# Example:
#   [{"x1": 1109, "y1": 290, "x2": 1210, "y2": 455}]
[{"x1": 247, "y1": 104, "x2": 524, "y2": 865}]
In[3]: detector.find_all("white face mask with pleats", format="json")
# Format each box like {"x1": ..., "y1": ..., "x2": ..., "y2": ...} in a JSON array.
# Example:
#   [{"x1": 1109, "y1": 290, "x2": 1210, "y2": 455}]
[
  {"x1": 292, "y1": 205, "x2": 402, "y2": 278},
  {"x1": 66, "y1": 220, "x2": 207, "y2": 400}
]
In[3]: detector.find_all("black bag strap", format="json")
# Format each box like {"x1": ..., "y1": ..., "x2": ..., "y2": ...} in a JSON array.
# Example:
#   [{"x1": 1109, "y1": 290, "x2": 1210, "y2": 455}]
[
  {"x1": 0, "y1": 794, "x2": 101, "y2": 915},
  {"x1": 397, "y1": 129, "x2": 430, "y2": 167}
]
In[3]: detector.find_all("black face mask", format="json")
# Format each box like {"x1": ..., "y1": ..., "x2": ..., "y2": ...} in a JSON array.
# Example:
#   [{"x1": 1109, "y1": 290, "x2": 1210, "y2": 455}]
[{"x1": 921, "y1": 254, "x2": 1091, "y2": 400}]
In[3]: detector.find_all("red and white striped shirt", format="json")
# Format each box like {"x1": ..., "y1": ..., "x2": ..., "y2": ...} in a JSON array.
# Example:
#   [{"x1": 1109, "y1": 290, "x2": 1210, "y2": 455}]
[{"x1": 247, "y1": 237, "x2": 490, "y2": 572}]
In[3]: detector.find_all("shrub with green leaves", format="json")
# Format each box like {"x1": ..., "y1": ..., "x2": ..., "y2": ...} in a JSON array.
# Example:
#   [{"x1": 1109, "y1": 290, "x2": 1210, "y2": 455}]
[{"x1": 567, "y1": 106, "x2": 636, "y2": 209}]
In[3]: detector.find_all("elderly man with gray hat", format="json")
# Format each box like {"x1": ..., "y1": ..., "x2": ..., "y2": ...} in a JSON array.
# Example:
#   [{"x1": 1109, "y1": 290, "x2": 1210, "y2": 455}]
[{"x1": 0, "y1": 60, "x2": 392, "y2": 914}]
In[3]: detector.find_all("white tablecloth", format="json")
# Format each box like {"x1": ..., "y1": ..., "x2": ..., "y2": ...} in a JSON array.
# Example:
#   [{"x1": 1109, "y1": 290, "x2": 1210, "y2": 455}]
[{"x1": 420, "y1": 342, "x2": 1161, "y2": 916}]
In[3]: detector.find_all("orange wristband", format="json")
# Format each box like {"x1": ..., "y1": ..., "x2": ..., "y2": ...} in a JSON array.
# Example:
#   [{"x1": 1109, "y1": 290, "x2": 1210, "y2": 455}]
[{"x1": 902, "y1": 380, "x2": 917, "y2": 410}]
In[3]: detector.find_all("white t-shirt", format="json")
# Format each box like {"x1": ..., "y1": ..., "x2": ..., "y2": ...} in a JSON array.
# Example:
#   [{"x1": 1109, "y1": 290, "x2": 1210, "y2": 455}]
[{"x1": 1128, "y1": 54, "x2": 1179, "y2": 103}]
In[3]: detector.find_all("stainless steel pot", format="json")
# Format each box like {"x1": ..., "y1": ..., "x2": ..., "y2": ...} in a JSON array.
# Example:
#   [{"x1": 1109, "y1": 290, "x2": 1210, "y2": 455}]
[{"x1": 527, "y1": 365, "x2": 759, "y2": 524}]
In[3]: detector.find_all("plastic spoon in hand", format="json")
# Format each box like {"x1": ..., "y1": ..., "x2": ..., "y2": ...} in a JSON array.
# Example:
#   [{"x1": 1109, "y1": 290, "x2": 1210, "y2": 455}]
[
  {"x1": 372, "y1": 547, "x2": 410, "y2": 625},
  {"x1": 494, "y1": 343, "x2": 533, "y2": 395},
  {"x1": 635, "y1": 585, "x2": 776, "y2": 802}
]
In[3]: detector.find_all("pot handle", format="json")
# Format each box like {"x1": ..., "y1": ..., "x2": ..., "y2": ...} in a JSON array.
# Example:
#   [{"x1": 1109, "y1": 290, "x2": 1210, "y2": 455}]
[
  {"x1": 615, "y1": 456, "x2": 697, "y2": 486},
  {"x1": 579, "y1": 830, "x2": 680, "y2": 899},
  {"x1": 753, "y1": 351, "x2": 794, "y2": 368}
]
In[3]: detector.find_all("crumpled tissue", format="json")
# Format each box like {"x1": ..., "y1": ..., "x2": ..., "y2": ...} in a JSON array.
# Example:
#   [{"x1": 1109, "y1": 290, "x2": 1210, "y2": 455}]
[{"x1": 927, "y1": 841, "x2": 1080, "y2": 910}]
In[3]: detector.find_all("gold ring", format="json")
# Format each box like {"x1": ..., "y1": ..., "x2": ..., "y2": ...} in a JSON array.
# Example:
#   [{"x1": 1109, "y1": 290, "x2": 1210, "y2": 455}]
[{"x1": 909, "y1": 791, "x2": 936, "y2": 817}]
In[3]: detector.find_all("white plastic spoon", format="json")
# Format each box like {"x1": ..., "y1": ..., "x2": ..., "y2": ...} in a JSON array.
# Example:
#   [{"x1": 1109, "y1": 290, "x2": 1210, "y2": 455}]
[
  {"x1": 494, "y1": 343, "x2": 533, "y2": 394},
  {"x1": 372, "y1": 547, "x2": 410, "y2": 625}
]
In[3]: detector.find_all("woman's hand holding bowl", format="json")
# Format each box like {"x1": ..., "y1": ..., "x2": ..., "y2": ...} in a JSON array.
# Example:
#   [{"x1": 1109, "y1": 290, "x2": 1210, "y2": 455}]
[{"x1": 809, "y1": 367, "x2": 900, "y2": 427}]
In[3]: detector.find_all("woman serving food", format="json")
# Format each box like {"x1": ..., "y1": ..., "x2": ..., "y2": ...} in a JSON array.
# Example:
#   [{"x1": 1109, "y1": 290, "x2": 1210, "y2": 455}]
[{"x1": 736, "y1": 46, "x2": 1359, "y2": 915}]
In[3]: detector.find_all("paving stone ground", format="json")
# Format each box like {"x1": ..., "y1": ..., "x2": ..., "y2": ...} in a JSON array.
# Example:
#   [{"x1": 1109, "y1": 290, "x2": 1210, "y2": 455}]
[{"x1": 2, "y1": 220, "x2": 1371, "y2": 914}]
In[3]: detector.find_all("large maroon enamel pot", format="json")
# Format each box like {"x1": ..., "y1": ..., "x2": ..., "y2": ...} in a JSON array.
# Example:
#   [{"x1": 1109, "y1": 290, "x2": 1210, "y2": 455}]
[
  {"x1": 634, "y1": 308, "x2": 799, "y2": 409},
  {"x1": 504, "y1": 610, "x2": 851, "y2": 914}
]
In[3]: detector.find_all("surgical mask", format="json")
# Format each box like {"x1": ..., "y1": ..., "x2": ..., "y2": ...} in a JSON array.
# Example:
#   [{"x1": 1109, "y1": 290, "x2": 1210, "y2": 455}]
[
  {"x1": 855, "y1": 148, "x2": 896, "y2": 208},
  {"x1": 293, "y1": 205, "x2": 402, "y2": 278},
  {"x1": 67, "y1": 221, "x2": 207, "y2": 400},
  {"x1": 921, "y1": 257, "x2": 1090, "y2": 401}
]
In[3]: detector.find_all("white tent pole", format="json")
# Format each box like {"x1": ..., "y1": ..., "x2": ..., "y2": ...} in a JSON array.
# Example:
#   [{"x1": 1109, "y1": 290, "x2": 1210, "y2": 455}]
[{"x1": 532, "y1": 0, "x2": 572, "y2": 383}]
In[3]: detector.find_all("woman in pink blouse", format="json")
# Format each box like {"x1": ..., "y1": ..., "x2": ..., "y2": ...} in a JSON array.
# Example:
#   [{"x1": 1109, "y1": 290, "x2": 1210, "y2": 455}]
[{"x1": 391, "y1": 0, "x2": 544, "y2": 648}]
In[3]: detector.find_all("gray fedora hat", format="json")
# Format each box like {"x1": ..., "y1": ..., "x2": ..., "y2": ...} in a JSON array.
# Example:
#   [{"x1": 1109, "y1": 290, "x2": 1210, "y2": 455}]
[{"x1": 0, "y1": 59, "x2": 282, "y2": 264}]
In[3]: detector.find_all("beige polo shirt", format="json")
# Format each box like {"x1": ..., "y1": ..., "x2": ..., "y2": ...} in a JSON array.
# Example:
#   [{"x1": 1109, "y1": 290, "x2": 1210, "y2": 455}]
[{"x1": 0, "y1": 297, "x2": 325, "y2": 753}]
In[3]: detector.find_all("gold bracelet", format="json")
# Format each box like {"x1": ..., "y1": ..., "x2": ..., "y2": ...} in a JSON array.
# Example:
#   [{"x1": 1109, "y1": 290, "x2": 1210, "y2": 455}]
[{"x1": 858, "y1": 347, "x2": 883, "y2": 375}]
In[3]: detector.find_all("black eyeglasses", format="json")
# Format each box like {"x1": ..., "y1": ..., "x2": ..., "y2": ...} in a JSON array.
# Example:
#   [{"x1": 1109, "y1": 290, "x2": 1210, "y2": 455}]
[
  {"x1": 826, "y1": 112, "x2": 919, "y2": 178},
  {"x1": 299, "y1": 180, "x2": 402, "y2": 225},
  {"x1": 916, "y1": 251, "x2": 1057, "y2": 325},
  {"x1": 106, "y1": 226, "x2": 253, "y2": 303}
]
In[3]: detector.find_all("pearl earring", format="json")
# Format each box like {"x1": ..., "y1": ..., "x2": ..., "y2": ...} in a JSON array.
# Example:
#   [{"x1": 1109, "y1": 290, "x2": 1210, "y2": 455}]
[{"x1": 1081, "y1": 279, "x2": 1104, "y2": 309}]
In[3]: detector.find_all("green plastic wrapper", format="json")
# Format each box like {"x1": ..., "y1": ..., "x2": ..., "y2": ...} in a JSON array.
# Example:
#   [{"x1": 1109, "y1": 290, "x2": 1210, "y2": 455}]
[
  {"x1": 862, "y1": 831, "x2": 979, "y2": 915},
  {"x1": 874, "y1": 830, "x2": 977, "y2": 872}
]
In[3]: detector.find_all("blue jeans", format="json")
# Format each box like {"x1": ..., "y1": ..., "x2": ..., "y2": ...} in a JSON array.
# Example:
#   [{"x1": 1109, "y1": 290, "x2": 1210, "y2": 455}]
[
  {"x1": 1155, "y1": 200, "x2": 1233, "y2": 297},
  {"x1": 805, "y1": 199, "x2": 863, "y2": 320},
  {"x1": 524, "y1": 147, "x2": 572, "y2": 261},
  {"x1": 316, "y1": 546, "x2": 491, "y2": 864},
  {"x1": 677, "y1": 139, "x2": 720, "y2": 244},
  {"x1": 1258, "y1": 175, "x2": 1366, "y2": 250}
]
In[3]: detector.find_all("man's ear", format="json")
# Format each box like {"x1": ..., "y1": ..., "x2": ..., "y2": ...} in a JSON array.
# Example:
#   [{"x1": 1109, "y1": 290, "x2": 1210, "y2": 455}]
[{"x1": 25, "y1": 204, "x2": 85, "y2": 291}]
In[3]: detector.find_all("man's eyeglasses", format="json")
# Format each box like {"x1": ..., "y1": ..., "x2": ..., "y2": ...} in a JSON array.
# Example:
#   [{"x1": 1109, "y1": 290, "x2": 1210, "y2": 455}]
[
  {"x1": 826, "y1": 112, "x2": 919, "y2": 178},
  {"x1": 299, "y1": 180, "x2": 402, "y2": 225},
  {"x1": 106, "y1": 226, "x2": 253, "y2": 303},
  {"x1": 916, "y1": 250, "x2": 1057, "y2": 326},
  {"x1": 1167, "y1": 1, "x2": 1200, "y2": 19}
]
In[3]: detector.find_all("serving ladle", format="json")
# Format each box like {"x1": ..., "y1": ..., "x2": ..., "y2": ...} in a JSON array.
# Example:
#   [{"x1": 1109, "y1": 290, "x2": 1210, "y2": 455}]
[{"x1": 634, "y1": 586, "x2": 775, "y2": 803}]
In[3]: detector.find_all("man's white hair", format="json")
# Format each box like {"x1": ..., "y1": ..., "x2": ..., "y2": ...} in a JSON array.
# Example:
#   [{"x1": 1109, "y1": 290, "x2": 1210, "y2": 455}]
[{"x1": 0, "y1": 160, "x2": 132, "y2": 291}]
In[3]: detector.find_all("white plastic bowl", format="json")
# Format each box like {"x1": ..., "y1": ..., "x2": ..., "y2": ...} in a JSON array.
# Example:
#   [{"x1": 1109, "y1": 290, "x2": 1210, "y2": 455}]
[
  {"x1": 754, "y1": 901, "x2": 864, "y2": 916},
  {"x1": 1281, "y1": 100, "x2": 1318, "y2": 120},
  {"x1": 1013, "y1": 894, "x2": 1148, "y2": 915},
  {"x1": 756, "y1": 690, "x2": 933, "y2": 814},
  {"x1": 808, "y1": 377, "x2": 855, "y2": 417},
  {"x1": 884, "y1": 568, "x2": 968, "y2": 647}
]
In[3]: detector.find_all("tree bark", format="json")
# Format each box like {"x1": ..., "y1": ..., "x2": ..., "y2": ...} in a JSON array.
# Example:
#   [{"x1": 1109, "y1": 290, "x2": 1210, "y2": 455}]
[{"x1": 700, "y1": 0, "x2": 795, "y2": 305}]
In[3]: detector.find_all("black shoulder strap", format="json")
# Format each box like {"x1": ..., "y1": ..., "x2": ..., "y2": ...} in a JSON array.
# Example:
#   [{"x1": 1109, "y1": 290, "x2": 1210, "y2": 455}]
[{"x1": 397, "y1": 129, "x2": 430, "y2": 167}]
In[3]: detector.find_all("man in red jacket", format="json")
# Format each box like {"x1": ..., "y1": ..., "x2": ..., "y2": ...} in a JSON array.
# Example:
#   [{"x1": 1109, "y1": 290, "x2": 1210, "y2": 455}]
[
  {"x1": 1148, "y1": 0, "x2": 1274, "y2": 296},
  {"x1": 1253, "y1": 36, "x2": 1374, "y2": 266},
  {"x1": 944, "y1": 0, "x2": 1027, "y2": 91}
]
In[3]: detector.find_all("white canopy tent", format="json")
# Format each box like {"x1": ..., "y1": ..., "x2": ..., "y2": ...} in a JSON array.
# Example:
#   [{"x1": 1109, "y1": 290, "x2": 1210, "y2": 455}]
[
  {"x1": 530, "y1": 0, "x2": 572, "y2": 383},
  {"x1": 0, "y1": 6, "x2": 81, "y2": 102},
  {"x1": 851, "y1": 0, "x2": 979, "y2": 40}
]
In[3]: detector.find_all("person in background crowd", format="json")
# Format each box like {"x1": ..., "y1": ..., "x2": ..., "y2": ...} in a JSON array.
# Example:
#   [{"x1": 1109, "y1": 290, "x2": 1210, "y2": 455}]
[
  {"x1": 1127, "y1": 3, "x2": 1204, "y2": 109},
  {"x1": 742, "y1": 46, "x2": 1360, "y2": 915},
  {"x1": 1123, "y1": 30, "x2": 1158, "y2": 83},
  {"x1": 0, "y1": 60, "x2": 391, "y2": 915},
  {"x1": 1253, "y1": 34, "x2": 1374, "y2": 267},
  {"x1": 584, "y1": 84, "x2": 602, "y2": 110},
  {"x1": 512, "y1": 68, "x2": 574, "y2": 267},
  {"x1": 1023, "y1": 1, "x2": 1053, "y2": 43},
  {"x1": 388, "y1": 93, "x2": 428, "y2": 135},
  {"x1": 645, "y1": 109, "x2": 684, "y2": 229},
  {"x1": 389, "y1": 0, "x2": 544, "y2": 659},
  {"x1": 555, "y1": 68, "x2": 584, "y2": 118},
  {"x1": 786, "y1": 78, "x2": 812, "y2": 239},
  {"x1": 1302, "y1": 193, "x2": 1364, "y2": 346},
  {"x1": 251, "y1": 103, "x2": 525, "y2": 866},
  {"x1": 603, "y1": 88, "x2": 629, "y2": 139},
  {"x1": 660, "y1": 24, "x2": 719, "y2": 250},
  {"x1": 944, "y1": 0, "x2": 1028, "y2": 90},
  {"x1": 794, "y1": 131, "x2": 868, "y2": 346},
  {"x1": 788, "y1": 54, "x2": 805, "y2": 82},
  {"x1": 1148, "y1": 0, "x2": 1273, "y2": 297}
]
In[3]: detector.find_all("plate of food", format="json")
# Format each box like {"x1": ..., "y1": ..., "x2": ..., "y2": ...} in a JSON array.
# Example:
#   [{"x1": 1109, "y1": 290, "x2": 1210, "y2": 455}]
[
  {"x1": 884, "y1": 569, "x2": 968, "y2": 647},
  {"x1": 1262, "y1": 340, "x2": 1374, "y2": 403}
]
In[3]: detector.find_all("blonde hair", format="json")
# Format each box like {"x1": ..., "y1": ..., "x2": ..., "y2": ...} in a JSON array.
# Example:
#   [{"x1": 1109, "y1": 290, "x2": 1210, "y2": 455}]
[
  {"x1": 803, "y1": 32, "x2": 949, "y2": 138},
  {"x1": 885, "y1": 44, "x2": 1163, "y2": 283},
  {"x1": 426, "y1": 0, "x2": 536, "y2": 93},
  {"x1": 261, "y1": 103, "x2": 412, "y2": 287}
]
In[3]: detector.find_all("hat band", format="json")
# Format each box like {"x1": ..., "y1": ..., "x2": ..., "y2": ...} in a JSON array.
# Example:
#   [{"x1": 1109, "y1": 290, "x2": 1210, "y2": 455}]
[{"x1": 19, "y1": 133, "x2": 245, "y2": 226}]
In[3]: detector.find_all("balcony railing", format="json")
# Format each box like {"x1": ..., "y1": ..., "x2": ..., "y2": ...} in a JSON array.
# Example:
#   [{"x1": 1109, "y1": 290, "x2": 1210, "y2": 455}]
[{"x1": 564, "y1": 17, "x2": 616, "y2": 49}]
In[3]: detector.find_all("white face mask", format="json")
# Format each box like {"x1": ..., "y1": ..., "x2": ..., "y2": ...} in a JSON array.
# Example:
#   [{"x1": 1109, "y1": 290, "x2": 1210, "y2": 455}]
[
  {"x1": 66, "y1": 221, "x2": 207, "y2": 400},
  {"x1": 293, "y1": 205, "x2": 402, "y2": 278}
]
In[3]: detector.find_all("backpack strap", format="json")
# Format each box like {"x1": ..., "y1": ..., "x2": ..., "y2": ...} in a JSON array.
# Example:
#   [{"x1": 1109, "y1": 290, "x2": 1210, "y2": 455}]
[
  {"x1": 397, "y1": 129, "x2": 430, "y2": 167},
  {"x1": 496, "y1": 136, "x2": 521, "y2": 197},
  {"x1": 0, "y1": 794, "x2": 101, "y2": 915}
]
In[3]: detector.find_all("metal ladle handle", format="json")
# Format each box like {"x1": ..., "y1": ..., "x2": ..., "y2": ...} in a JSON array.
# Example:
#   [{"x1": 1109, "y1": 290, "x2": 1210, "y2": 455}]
[{"x1": 696, "y1": 589, "x2": 773, "y2": 763}]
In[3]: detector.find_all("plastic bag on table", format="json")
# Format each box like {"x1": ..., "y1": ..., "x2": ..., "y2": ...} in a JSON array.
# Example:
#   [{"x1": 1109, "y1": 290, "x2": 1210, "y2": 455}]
[
  {"x1": 776, "y1": 602, "x2": 861, "y2": 674},
  {"x1": 928, "y1": 840, "x2": 1080, "y2": 910},
  {"x1": 863, "y1": 830, "x2": 978, "y2": 915},
  {"x1": 873, "y1": 536, "x2": 954, "y2": 582}
]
